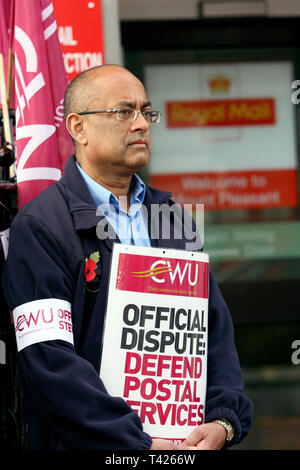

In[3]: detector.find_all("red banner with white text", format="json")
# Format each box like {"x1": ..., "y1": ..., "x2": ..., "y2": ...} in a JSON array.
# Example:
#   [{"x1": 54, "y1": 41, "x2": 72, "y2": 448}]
[
  {"x1": 116, "y1": 252, "x2": 209, "y2": 298},
  {"x1": 151, "y1": 168, "x2": 298, "y2": 210},
  {"x1": 52, "y1": 0, "x2": 104, "y2": 82}
]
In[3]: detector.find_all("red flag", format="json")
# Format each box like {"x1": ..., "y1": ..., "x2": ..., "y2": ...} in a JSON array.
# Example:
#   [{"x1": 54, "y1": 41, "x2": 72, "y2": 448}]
[{"x1": 14, "y1": 0, "x2": 74, "y2": 208}]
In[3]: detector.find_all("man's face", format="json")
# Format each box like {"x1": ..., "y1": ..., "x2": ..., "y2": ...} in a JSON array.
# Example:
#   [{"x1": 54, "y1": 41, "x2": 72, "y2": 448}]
[{"x1": 79, "y1": 69, "x2": 152, "y2": 176}]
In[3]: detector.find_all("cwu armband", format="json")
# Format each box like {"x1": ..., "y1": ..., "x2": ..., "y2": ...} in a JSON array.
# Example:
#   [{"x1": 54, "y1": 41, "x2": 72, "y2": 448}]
[{"x1": 13, "y1": 298, "x2": 74, "y2": 352}]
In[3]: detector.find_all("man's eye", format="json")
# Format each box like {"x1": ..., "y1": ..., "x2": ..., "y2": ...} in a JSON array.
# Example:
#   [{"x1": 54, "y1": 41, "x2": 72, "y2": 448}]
[
  {"x1": 118, "y1": 108, "x2": 133, "y2": 116},
  {"x1": 143, "y1": 110, "x2": 152, "y2": 118}
]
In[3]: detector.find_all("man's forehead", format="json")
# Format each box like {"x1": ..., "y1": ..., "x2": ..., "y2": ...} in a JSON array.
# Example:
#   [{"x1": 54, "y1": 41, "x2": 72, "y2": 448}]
[
  {"x1": 90, "y1": 68, "x2": 147, "y2": 98},
  {"x1": 90, "y1": 85, "x2": 148, "y2": 110}
]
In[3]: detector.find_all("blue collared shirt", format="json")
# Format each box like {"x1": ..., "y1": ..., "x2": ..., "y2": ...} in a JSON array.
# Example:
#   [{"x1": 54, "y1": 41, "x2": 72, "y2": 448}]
[{"x1": 76, "y1": 162, "x2": 151, "y2": 246}]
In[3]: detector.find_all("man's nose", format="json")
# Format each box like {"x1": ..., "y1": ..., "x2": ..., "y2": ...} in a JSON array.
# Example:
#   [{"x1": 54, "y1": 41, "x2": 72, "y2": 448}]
[{"x1": 130, "y1": 111, "x2": 150, "y2": 132}]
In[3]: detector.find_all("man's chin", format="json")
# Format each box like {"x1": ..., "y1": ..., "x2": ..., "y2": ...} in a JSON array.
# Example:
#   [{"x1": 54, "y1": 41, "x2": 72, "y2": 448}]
[{"x1": 125, "y1": 150, "x2": 150, "y2": 170}]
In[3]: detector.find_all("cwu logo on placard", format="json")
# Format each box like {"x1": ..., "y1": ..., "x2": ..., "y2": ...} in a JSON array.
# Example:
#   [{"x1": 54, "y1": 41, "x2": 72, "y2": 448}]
[
  {"x1": 132, "y1": 259, "x2": 199, "y2": 286},
  {"x1": 116, "y1": 253, "x2": 209, "y2": 299}
]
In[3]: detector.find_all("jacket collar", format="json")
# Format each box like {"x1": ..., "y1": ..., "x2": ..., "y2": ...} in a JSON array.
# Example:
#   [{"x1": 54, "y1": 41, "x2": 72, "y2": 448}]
[{"x1": 60, "y1": 155, "x2": 100, "y2": 231}]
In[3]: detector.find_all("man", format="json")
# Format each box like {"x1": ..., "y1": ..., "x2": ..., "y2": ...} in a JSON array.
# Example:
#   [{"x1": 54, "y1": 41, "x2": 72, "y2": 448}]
[{"x1": 2, "y1": 65, "x2": 252, "y2": 450}]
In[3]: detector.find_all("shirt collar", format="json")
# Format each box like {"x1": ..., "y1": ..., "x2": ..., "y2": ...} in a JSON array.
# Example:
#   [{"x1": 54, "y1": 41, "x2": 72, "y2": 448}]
[
  {"x1": 60, "y1": 155, "x2": 172, "y2": 233},
  {"x1": 75, "y1": 161, "x2": 146, "y2": 210}
]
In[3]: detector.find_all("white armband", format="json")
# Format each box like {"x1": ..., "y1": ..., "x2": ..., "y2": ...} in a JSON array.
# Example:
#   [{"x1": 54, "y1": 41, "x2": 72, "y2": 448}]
[{"x1": 13, "y1": 298, "x2": 74, "y2": 352}]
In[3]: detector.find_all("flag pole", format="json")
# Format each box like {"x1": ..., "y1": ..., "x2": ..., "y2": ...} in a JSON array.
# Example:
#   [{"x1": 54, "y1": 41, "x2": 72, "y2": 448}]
[
  {"x1": 6, "y1": 0, "x2": 15, "y2": 179},
  {"x1": 0, "y1": 35, "x2": 12, "y2": 152},
  {"x1": 0, "y1": 52, "x2": 14, "y2": 177},
  {"x1": 6, "y1": 0, "x2": 15, "y2": 108}
]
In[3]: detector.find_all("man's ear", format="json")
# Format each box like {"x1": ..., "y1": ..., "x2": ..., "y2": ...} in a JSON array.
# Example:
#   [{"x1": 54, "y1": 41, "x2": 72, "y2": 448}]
[{"x1": 66, "y1": 113, "x2": 88, "y2": 146}]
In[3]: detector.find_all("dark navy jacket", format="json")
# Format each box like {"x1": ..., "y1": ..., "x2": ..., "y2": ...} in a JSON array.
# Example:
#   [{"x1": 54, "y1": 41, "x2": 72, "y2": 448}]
[{"x1": 2, "y1": 155, "x2": 253, "y2": 450}]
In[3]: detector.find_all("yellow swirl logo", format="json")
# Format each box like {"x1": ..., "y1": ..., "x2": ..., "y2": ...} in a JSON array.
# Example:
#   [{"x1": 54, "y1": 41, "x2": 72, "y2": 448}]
[
  {"x1": 132, "y1": 265, "x2": 173, "y2": 279},
  {"x1": 131, "y1": 259, "x2": 200, "y2": 286}
]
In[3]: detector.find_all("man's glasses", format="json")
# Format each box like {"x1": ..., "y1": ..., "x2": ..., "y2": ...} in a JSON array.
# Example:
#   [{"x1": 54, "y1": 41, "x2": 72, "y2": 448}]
[{"x1": 77, "y1": 107, "x2": 161, "y2": 124}]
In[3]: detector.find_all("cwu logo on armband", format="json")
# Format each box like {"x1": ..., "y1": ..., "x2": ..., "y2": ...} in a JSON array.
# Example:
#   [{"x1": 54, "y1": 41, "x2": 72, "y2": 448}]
[{"x1": 13, "y1": 298, "x2": 74, "y2": 352}]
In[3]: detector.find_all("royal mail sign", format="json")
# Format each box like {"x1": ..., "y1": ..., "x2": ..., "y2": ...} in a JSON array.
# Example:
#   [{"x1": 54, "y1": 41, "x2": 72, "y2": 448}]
[{"x1": 166, "y1": 98, "x2": 276, "y2": 128}]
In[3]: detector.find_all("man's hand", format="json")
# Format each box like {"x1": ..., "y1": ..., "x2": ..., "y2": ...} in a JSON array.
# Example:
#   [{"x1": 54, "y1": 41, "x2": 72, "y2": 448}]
[
  {"x1": 182, "y1": 422, "x2": 227, "y2": 450},
  {"x1": 150, "y1": 422, "x2": 227, "y2": 451},
  {"x1": 150, "y1": 439, "x2": 197, "y2": 451}
]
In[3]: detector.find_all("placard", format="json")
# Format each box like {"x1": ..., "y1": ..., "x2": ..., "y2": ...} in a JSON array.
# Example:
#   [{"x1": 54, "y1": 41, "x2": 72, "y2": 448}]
[{"x1": 100, "y1": 244, "x2": 209, "y2": 443}]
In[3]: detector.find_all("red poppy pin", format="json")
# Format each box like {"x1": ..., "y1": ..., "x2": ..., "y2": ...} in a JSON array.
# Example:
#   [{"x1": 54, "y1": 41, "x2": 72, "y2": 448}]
[{"x1": 85, "y1": 251, "x2": 100, "y2": 282}]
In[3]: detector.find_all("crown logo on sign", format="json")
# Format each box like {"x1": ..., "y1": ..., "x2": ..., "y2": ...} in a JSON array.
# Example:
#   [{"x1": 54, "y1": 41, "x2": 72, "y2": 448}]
[{"x1": 208, "y1": 72, "x2": 231, "y2": 94}]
